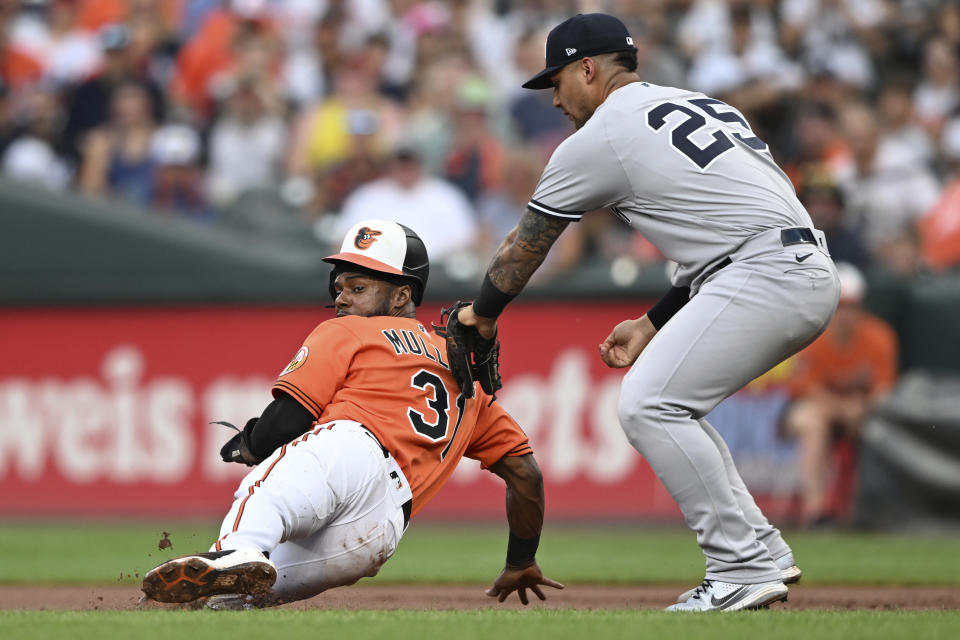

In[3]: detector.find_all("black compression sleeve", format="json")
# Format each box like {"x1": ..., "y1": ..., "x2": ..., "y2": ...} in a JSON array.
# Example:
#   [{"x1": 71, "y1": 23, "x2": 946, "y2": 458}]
[
  {"x1": 247, "y1": 392, "x2": 316, "y2": 459},
  {"x1": 646, "y1": 285, "x2": 692, "y2": 330},
  {"x1": 472, "y1": 273, "x2": 516, "y2": 319}
]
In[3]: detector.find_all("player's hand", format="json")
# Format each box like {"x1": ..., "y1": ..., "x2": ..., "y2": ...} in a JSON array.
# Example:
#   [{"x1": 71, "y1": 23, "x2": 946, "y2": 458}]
[
  {"x1": 486, "y1": 563, "x2": 564, "y2": 605},
  {"x1": 217, "y1": 418, "x2": 262, "y2": 466},
  {"x1": 456, "y1": 303, "x2": 498, "y2": 340},
  {"x1": 598, "y1": 315, "x2": 657, "y2": 368}
]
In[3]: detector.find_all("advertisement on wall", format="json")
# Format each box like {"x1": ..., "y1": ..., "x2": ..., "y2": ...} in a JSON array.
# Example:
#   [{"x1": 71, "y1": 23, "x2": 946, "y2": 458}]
[{"x1": 0, "y1": 303, "x2": 797, "y2": 520}]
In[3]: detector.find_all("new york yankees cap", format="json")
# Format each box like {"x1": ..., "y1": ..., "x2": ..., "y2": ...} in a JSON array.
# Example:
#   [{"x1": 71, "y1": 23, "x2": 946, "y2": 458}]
[
  {"x1": 522, "y1": 13, "x2": 637, "y2": 90},
  {"x1": 324, "y1": 220, "x2": 430, "y2": 304}
]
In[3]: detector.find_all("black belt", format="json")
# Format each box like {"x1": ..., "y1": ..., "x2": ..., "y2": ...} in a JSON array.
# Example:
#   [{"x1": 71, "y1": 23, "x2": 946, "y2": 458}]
[
  {"x1": 363, "y1": 426, "x2": 412, "y2": 529},
  {"x1": 705, "y1": 227, "x2": 818, "y2": 279},
  {"x1": 780, "y1": 227, "x2": 818, "y2": 247}
]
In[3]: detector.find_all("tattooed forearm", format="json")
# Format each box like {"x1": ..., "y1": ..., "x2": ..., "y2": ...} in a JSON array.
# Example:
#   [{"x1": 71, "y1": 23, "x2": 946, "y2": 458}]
[{"x1": 488, "y1": 209, "x2": 570, "y2": 294}]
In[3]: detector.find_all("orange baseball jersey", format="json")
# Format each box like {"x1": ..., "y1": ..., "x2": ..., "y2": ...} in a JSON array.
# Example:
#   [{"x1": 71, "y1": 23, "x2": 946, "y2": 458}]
[
  {"x1": 273, "y1": 315, "x2": 532, "y2": 515},
  {"x1": 789, "y1": 311, "x2": 898, "y2": 397}
]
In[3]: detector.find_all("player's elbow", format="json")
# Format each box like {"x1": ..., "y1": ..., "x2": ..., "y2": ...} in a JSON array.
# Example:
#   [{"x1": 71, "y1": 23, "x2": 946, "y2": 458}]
[
  {"x1": 492, "y1": 453, "x2": 543, "y2": 495},
  {"x1": 511, "y1": 454, "x2": 544, "y2": 499}
]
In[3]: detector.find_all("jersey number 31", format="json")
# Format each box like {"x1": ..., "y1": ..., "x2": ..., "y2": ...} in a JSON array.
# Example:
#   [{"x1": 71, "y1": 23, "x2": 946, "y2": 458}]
[
  {"x1": 647, "y1": 97, "x2": 767, "y2": 170},
  {"x1": 408, "y1": 369, "x2": 466, "y2": 460}
]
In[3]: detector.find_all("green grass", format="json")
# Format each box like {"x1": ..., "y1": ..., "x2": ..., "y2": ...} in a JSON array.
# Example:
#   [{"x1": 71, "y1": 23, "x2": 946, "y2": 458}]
[
  {"x1": 0, "y1": 521, "x2": 958, "y2": 586},
  {"x1": 2, "y1": 610, "x2": 959, "y2": 640}
]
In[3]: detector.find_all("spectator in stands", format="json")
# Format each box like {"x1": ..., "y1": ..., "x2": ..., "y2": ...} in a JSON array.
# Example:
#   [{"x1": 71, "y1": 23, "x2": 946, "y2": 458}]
[
  {"x1": 171, "y1": 9, "x2": 277, "y2": 118},
  {"x1": 78, "y1": 80, "x2": 157, "y2": 204},
  {"x1": 686, "y1": 2, "x2": 802, "y2": 118},
  {"x1": 779, "y1": 0, "x2": 885, "y2": 91},
  {"x1": 206, "y1": 75, "x2": 287, "y2": 208},
  {"x1": 798, "y1": 166, "x2": 870, "y2": 269},
  {"x1": 335, "y1": 144, "x2": 476, "y2": 263},
  {"x1": 443, "y1": 75, "x2": 505, "y2": 204},
  {"x1": 625, "y1": 13, "x2": 684, "y2": 90},
  {"x1": 781, "y1": 101, "x2": 848, "y2": 187},
  {"x1": 508, "y1": 27, "x2": 570, "y2": 155},
  {"x1": 785, "y1": 263, "x2": 898, "y2": 526},
  {"x1": 8, "y1": 0, "x2": 101, "y2": 87},
  {"x1": 913, "y1": 34, "x2": 959, "y2": 138},
  {"x1": 0, "y1": 10, "x2": 43, "y2": 91},
  {"x1": 1, "y1": 86, "x2": 72, "y2": 190},
  {"x1": 281, "y1": 7, "x2": 345, "y2": 107},
  {"x1": 877, "y1": 74, "x2": 935, "y2": 171},
  {"x1": 834, "y1": 101, "x2": 940, "y2": 274},
  {"x1": 918, "y1": 117, "x2": 960, "y2": 271},
  {"x1": 286, "y1": 44, "x2": 403, "y2": 213},
  {"x1": 150, "y1": 121, "x2": 210, "y2": 221},
  {"x1": 64, "y1": 24, "x2": 165, "y2": 160}
]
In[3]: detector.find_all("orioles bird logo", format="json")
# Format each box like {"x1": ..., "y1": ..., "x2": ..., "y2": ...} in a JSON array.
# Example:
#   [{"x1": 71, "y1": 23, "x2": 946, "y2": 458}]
[{"x1": 354, "y1": 226, "x2": 382, "y2": 250}]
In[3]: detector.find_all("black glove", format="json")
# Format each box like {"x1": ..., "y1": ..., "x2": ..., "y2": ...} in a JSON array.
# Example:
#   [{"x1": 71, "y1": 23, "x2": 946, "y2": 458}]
[
  {"x1": 216, "y1": 418, "x2": 263, "y2": 466},
  {"x1": 433, "y1": 301, "x2": 502, "y2": 402}
]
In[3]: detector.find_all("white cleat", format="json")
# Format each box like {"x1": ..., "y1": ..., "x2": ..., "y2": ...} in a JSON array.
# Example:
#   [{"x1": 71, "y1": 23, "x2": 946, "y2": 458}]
[
  {"x1": 776, "y1": 552, "x2": 802, "y2": 585},
  {"x1": 666, "y1": 579, "x2": 788, "y2": 612},
  {"x1": 141, "y1": 548, "x2": 277, "y2": 604},
  {"x1": 676, "y1": 552, "x2": 801, "y2": 603}
]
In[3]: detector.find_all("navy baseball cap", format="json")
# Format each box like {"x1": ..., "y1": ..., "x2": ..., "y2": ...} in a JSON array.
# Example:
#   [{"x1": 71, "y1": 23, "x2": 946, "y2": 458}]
[{"x1": 522, "y1": 13, "x2": 637, "y2": 90}]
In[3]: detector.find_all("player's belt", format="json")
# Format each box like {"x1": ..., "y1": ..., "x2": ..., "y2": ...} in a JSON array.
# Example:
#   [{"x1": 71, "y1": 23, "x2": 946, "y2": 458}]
[
  {"x1": 704, "y1": 227, "x2": 821, "y2": 279},
  {"x1": 361, "y1": 427, "x2": 412, "y2": 528},
  {"x1": 779, "y1": 227, "x2": 818, "y2": 247}
]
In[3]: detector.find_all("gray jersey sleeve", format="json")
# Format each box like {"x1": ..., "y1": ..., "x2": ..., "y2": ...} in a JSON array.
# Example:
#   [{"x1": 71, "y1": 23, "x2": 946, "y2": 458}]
[{"x1": 528, "y1": 121, "x2": 632, "y2": 221}]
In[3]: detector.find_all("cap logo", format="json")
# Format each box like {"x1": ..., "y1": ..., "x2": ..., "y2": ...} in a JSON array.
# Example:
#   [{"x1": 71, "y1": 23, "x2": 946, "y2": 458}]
[
  {"x1": 565, "y1": 47, "x2": 577, "y2": 56},
  {"x1": 626, "y1": 37, "x2": 633, "y2": 45},
  {"x1": 354, "y1": 226, "x2": 382, "y2": 250}
]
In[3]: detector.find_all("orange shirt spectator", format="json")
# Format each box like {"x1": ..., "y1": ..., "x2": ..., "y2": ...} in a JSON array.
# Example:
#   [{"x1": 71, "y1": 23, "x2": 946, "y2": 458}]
[
  {"x1": 789, "y1": 311, "x2": 898, "y2": 398},
  {"x1": 171, "y1": 12, "x2": 276, "y2": 115},
  {"x1": 785, "y1": 263, "x2": 898, "y2": 525},
  {"x1": 76, "y1": 0, "x2": 128, "y2": 32},
  {"x1": 918, "y1": 174, "x2": 960, "y2": 271},
  {"x1": 0, "y1": 46, "x2": 43, "y2": 91}
]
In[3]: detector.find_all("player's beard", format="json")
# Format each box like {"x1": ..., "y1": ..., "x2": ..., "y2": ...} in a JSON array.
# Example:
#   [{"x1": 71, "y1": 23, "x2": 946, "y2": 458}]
[
  {"x1": 573, "y1": 106, "x2": 597, "y2": 130},
  {"x1": 370, "y1": 293, "x2": 396, "y2": 317}
]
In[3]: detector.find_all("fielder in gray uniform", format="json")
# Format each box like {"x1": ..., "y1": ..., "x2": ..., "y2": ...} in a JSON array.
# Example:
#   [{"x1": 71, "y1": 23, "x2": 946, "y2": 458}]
[{"x1": 456, "y1": 13, "x2": 840, "y2": 612}]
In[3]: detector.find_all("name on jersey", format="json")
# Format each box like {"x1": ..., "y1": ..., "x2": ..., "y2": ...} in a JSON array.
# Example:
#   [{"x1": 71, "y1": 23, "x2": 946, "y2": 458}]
[{"x1": 382, "y1": 329, "x2": 449, "y2": 369}]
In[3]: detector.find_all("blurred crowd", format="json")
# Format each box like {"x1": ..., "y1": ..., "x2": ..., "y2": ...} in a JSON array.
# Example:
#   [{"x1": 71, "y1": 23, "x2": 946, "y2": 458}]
[{"x1": 3, "y1": 0, "x2": 960, "y2": 281}]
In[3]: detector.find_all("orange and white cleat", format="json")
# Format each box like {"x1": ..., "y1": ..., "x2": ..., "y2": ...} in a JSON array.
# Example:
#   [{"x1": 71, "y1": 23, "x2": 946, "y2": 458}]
[{"x1": 141, "y1": 549, "x2": 277, "y2": 604}]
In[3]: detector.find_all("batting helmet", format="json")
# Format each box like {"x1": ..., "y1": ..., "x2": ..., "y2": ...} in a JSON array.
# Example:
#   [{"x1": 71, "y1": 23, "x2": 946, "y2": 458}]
[{"x1": 323, "y1": 220, "x2": 430, "y2": 305}]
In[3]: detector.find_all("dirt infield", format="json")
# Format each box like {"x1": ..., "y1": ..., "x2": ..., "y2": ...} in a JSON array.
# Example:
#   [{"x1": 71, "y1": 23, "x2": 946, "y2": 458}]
[{"x1": 1, "y1": 584, "x2": 957, "y2": 611}]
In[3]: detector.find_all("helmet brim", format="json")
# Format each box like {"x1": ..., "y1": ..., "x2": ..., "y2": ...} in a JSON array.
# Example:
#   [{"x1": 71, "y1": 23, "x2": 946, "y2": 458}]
[{"x1": 322, "y1": 252, "x2": 405, "y2": 275}]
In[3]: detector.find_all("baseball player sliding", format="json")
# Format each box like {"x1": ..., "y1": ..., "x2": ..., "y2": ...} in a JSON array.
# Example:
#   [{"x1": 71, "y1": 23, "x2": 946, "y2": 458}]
[
  {"x1": 452, "y1": 13, "x2": 839, "y2": 611},
  {"x1": 141, "y1": 220, "x2": 562, "y2": 609}
]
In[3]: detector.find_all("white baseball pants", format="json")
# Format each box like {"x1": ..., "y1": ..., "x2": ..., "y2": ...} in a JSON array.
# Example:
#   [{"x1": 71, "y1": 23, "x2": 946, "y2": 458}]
[
  {"x1": 618, "y1": 230, "x2": 840, "y2": 583},
  {"x1": 212, "y1": 420, "x2": 412, "y2": 604}
]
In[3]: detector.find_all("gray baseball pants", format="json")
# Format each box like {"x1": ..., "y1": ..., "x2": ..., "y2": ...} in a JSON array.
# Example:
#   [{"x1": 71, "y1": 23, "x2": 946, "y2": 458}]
[{"x1": 618, "y1": 229, "x2": 840, "y2": 583}]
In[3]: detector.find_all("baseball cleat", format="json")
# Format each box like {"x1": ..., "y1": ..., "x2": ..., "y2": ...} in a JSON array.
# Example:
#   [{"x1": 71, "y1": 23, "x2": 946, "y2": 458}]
[
  {"x1": 776, "y1": 552, "x2": 802, "y2": 585},
  {"x1": 676, "y1": 552, "x2": 801, "y2": 603},
  {"x1": 141, "y1": 548, "x2": 277, "y2": 604},
  {"x1": 667, "y1": 579, "x2": 788, "y2": 612}
]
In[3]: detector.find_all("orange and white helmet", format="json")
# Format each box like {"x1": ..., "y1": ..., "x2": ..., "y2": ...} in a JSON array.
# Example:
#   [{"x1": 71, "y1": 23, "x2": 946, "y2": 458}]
[{"x1": 323, "y1": 220, "x2": 430, "y2": 305}]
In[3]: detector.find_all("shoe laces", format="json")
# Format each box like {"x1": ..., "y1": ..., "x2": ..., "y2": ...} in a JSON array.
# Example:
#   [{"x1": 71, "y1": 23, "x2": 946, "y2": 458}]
[{"x1": 692, "y1": 579, "x2": 713, "y2": 600}]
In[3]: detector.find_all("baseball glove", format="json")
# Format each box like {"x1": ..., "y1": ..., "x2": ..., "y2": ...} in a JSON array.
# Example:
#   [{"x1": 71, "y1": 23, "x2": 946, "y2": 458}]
[
  {"x1": 215, "y1": 418, "x2": 262, "y2": 466},
  {"x1": 434, "y1": 301, "x2": 502, "y2": 402}
]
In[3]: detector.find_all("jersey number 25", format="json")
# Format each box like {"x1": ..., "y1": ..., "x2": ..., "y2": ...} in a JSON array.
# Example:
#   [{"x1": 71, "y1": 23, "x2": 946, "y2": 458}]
[{"x1": 647, "y1": 97, "x2": 767, "y2": 170}]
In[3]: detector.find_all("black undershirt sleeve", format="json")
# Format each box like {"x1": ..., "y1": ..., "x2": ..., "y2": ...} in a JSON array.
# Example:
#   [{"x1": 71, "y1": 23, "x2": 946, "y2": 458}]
[
  {"x1": 646, "y1": 285, "x2": 692, "y2": 331},
  {"x1": 247, "y1": 391, "x2": 316, "y2": 459}
]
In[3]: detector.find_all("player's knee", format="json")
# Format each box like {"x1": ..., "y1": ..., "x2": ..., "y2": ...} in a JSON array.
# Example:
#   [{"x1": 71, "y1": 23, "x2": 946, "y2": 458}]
[{"x1": 617, "y1": 394, "x2": 658, "y2": 443}]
